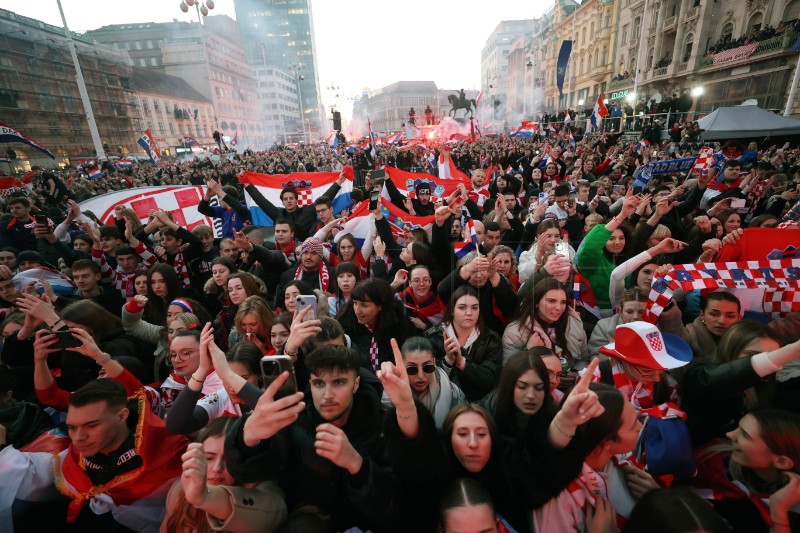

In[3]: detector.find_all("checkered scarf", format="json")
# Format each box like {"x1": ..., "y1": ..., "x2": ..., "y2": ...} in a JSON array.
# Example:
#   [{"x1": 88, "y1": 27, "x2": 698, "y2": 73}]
[
  {"x1": 643, "y1": 258, "x2": 800, "y2": 322},
  {"x1": 365, "y1": 323, "x2": 380, "y2": 371},
  {"x1": 590, "y1": 359, "x2": 680, "y2": 411},
  {"x1": 294, "y1": 261, "x2": 330, "y2": 292}
]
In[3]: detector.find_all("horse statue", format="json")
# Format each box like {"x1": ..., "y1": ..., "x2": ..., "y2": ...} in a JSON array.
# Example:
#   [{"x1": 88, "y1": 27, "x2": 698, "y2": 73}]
[{"x1": 448, "y1": 93, "x2": 477, "y2": 117}]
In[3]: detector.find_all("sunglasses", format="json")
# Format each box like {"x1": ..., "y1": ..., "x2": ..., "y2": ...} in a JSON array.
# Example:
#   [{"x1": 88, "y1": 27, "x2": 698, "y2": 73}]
[{"x1": 406, "y1": 363, "x2": 436, "y2": 375}]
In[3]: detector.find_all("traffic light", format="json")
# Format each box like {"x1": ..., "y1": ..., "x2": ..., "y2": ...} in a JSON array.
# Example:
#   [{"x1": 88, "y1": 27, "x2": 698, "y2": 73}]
[{"x1": 333, "y1": 111, "x2": 342, "y2": 131}]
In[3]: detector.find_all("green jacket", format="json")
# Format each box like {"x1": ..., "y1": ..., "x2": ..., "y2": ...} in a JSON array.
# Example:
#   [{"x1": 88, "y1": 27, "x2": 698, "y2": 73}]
[{"x1": 576, "y1": 224, "x2": 616, "y2": 310}]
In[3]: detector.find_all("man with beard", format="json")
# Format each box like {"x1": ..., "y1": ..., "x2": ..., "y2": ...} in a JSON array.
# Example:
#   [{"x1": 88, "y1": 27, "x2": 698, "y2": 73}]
[{"x1": 279, "y1": 237, "x2": 330, "y2": 294}]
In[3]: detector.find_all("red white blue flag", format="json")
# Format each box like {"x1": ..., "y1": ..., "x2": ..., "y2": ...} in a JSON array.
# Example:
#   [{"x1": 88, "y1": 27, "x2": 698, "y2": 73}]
[
  {"x1": 383, "y1": 165, "x2": 469, "y2": 201},
  {"x1": 335, "y1": 197, "x2": 433, "y2": 248},
  {"x1": 454, "y1": 219, "x2": 478, "y2": 259},
  {"x1": 240, "y1": 168, "x2": 354, "y2": 226},
  {"x1": 0, "y1": 122, "x2": 54, "y2": 159},
  {"x1": 137, "y1": 129, "x2": 161, "y2": 163}
]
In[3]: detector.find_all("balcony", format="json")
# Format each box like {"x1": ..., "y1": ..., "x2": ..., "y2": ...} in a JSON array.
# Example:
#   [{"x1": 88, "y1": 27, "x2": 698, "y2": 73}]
[
  {"x1": 662, "y1": 15, "x2": 677, "y2": 33},
  {"x1": 676, "y1": 61, "x2": 689, "y2": 72},
  {"x1": 684, "y1": 6, "x2": 699, "y2": 22},
  {"x1": 652, "y1": 66, "x2": 669, "y2": 79},
  {"x1": 699, "y1": 32, "x2": 800, "y2": 70},
  {"x1": 608, "y1": 77, "x2": 632, "y2": 91}
]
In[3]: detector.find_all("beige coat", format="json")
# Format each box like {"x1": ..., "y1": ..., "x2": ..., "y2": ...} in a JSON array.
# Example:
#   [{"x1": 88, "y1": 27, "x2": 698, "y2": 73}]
[{"x1": 502, "y1": 308, "x2": 587, "y2": 366}]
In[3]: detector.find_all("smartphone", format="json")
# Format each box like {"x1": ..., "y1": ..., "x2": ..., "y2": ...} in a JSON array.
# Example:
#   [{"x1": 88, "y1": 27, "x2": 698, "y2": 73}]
[
  {"x1": 528, "y1": 200, "x2": 538, "y2": 212},
  {"x1": 35, "y1": 214, "x2": 48, "y2": 225},
  {"x1": 730, "y1": 198, "x2": 746, "y2": 209},
  {"x1": 260, "y1": 356, "x2": 298, "y2": 400},
  {"x1": 538, "y1": 191, "x2": 549, "y2": 204},
  {"x1": 370, "y1": 169, "x2": 386, "y2": 180},
  {"x1": 295, "y1": 295, "x2": 317, "y2": 321},
  {"x1": 369, "y1": 188, "x2": 381, "y2": 210},
  {"x1": 554, "y1": 242, "x2": 569, "y2": 258},
  {"x1": 51, "y1": 330, "x2": 82, "y2": 349}
]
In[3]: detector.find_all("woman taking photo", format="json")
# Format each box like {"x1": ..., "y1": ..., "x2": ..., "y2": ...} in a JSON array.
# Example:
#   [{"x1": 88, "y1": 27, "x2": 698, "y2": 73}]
[
  {"x1": 400, "y1": 264, "x2": 447, "y2": 332},
  {"x1": 426, "y1": 285, "x2": 503, "y2": 402},
  {"x1": 502, "y1": 277, "x2": 587, "y2": 369},
  {"x1": 162, "y1": 417, "x2": 287, "y2": 533},
  {"x1": 381, "y1": 336, "x2": 465, "y2": 430},
  {"x1": 518, "y1": 219, "x2": 576, "y2": 285}
]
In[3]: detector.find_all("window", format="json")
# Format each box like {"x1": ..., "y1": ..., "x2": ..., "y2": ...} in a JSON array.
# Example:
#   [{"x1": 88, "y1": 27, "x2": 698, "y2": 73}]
[
  {"x1": 138, "y1": 58, "x2": 146, "y2": 67},
  {"x1": 722, "y1": 23, "x2": 734, "y2": 41},
  {"x1": 135, "y1": 41, "x2": 142, "y2": 50},
  {"x1": 150, "y1": 57, "x2": 158, "y2": 66},
  {"x1": 786, "y1": 0, "x2": 800, "y2": 20},
  {"x1": 748, "y1": 12, "x2": 763, "y2": 33},
  {"x1": 147, "y1": 40, "x2": 154, "y2": 49},
  {"x1": 683, "y1": 33, "x2": 694, "y2": 62},
  {"x1": 622, "y1": 25, "x2": 629, "y2": 45}
]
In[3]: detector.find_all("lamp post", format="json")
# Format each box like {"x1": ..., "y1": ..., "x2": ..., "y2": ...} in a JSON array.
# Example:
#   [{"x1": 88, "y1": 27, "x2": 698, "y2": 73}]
[
  {"x1": 56, "y1": 0, "x2": 105, "y2": 160},
  {"x1": 179, "y1": 0, "x2": 214, "y2": 24},
  {"x1": 289, "y1": 64, "x2": 306, "y2": 143}
]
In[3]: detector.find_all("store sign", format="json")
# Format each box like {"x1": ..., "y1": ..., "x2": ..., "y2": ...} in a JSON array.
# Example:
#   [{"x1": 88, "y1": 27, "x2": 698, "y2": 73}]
[{"x1": 610, "y1": 90, "x2": 629, "y2": 100}]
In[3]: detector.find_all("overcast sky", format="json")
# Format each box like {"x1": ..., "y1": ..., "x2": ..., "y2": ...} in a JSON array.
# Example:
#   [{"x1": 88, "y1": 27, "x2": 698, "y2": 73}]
[{"x1": 0, "y1": 0, "x2": 549, "y2": 114}]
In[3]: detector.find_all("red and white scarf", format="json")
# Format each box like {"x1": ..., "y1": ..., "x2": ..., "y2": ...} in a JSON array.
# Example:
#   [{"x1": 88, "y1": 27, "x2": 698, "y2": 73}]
[
  {"x1": 172, "y1": 252, "x2": 191, "y2": 290},
  {"x1": 294, "y1": 262, "x2": 330, "y2": 292},
  {"x1": 365, "y1": 323, "x2": 380, "y2": 371}
]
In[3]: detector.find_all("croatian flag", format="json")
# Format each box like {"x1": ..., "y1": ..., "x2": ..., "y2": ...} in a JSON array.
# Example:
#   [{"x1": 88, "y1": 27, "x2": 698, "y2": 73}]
[
  {"x1": 87, "y1": 165, "x2": 102, "y2": 179},
  {"x1": 183, "y1": 136, "x2": 199, "y2": 147},
  {"x1": 137, "y1": 129, "x2": 161, "y2": 163},
  {"x1": 240, "y1": 168, "x2": 354, "y2": 226},
  {"x1": 387, "y1": 132, "x2": 402, "y2": 145},
  {"x1": 0, "y1": 122, "x2": 55, "y2": 159},
  {"x1": 335, "y1": 197, "x2": 434, "y2": 248},
  {"x1": 232, "y1": 132, "x2": 238, "y2": 146},
  {"x1": 13, "y1": 267, "x2": 76, "y2": 296},
  {"x1": 636, "y1": 139, "x2": 650, "y2": 150},
  {"x1": 454, "y1": 219, "x2": 478, "y2": 259},
  {"x1": 383, "y1": 165, "x2": 469, "y2": 201},
  {"x1": 118, "y1": 158, "x2": 134, "y2": 169},
  {"x1": 568, "y1": 132, "x2": 576, "y2": 149},
  {"x1": 573, "y1": 271, "x2": 601, "y2": 319},
  {"x1": 590, "y1": 94, "x2": 609, "y2": 129}
]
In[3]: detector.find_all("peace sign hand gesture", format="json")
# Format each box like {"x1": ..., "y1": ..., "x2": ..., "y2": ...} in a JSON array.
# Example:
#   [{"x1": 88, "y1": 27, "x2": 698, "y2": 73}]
[{"x1": 377, "y1": 338, "x2": 419, "y2": 437}]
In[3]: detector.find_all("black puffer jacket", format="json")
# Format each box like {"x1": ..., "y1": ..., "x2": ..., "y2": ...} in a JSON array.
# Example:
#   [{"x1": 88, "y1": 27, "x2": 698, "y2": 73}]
[
  {"x1": 339, "y1": 301, "x2": 413, "y2": 372},
  {"x1": 425, "y1": 325, "x2": 503, "y2": 401},
  {"x1": 225, "y1": 384, "x2": 404, "y2": 532}
]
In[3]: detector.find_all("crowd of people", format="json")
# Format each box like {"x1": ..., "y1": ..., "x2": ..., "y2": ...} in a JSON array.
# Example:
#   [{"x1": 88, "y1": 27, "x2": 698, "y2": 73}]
[
  {"x1": 0, "y1": 126, "x2": 798, "y2": 533},
  {"x1": 705, "y1": 20, "x2": 800, "y2": 57}
]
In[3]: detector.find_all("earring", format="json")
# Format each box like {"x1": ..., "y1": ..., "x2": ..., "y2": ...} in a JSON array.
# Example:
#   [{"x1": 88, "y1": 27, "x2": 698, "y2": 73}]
[{"x1": 701, "y1": 318, "x2": 706, "y2": 324}]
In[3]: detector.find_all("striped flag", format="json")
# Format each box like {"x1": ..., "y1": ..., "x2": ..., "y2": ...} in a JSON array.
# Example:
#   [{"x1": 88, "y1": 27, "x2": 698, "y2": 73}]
[
  {"x1": 335, "y1": 197, "x2": 433, "y2": 248},
  {"x1": 572, "y1": 270, "x2": 601, "y2": 318},
  {"x1": 87, "y1": 165, "x2": 102, "y2": 180},
  {"x1": 454, "y1": 219, "x2": 478, "y2": 259}
]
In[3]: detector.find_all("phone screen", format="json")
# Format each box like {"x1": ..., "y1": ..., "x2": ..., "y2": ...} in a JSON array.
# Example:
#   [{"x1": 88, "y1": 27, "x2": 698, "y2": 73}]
[
  {"x1": 369, "y1": 189, "x2": 381, "y2": 210},
  {"x1": 370, "y1": 169, "x2": 386, "y2": 180}
]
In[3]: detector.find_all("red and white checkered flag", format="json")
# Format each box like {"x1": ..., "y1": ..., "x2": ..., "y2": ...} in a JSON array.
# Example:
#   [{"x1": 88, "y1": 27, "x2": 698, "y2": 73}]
[{"x1": 296, "y1": 189, "x2": 313, "y2": 207}]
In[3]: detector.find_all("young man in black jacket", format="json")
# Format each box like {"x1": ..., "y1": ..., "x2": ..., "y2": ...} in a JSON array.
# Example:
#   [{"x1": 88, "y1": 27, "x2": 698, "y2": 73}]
[{"x1": 225, "y1": 345, "x2": 403, "y2": 532}]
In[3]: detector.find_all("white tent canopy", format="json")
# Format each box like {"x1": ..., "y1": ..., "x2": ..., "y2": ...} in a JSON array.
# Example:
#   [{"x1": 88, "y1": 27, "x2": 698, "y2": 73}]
[{"x1": 697, "y1": 106, "x2": 800, "y2": 140}]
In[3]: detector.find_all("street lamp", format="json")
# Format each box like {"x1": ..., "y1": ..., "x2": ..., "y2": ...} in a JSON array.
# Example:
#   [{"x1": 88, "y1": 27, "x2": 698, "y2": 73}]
[
  {"x1": 626, "y1": 92, "x2": 637, "y2": 103},
  {"x1": 578, "y1": 99, "x2": 585, "y2": 106},
  {"x1": 179, "y1": 0, "x2": 214, "y2": 24},
  {"x1": 691, "y1": 86, "x2": 704, "y2": 97}
]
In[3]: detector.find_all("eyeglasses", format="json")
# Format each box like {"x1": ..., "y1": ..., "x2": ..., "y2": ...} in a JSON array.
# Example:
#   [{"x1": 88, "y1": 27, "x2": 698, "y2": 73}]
[
  {"x1": 406, "y1": 363, "x2": 436, "y2": 375},
  {"x1": 315, "y1": 208, "x2": 330, "y2": 215},
  {"x1": 169, "y1": 349, "x2": 198, "y2": 361},
  {"x1": 547, "y1": 370, "x2": 561, "y2": 381}
]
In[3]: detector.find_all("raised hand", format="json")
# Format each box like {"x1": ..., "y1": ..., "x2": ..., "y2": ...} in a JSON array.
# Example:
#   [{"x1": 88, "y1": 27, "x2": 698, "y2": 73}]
[
  {"x1": 393, "y1": 269, "x2": 409, "y2": 286},
  {"x1": 555, "y1": 358, "x2": 605, "y2": 435},
  {"x1": 67, "y1": 327, "x2": 105, "y2": 361},
  {"x1": 373, "y1": 236, "x2": 386, "y2": 257},
  {"x1": 180, "y1": 443, "x2": 209, "y2": 507},
  {"x1": 233, "y1": 230, "x2": 253, "y2": 253},
  {"x1": 33, "y1": 329, "x2": 59, "y2": 362},
  {"x1": 283, "y1": 305, "x2": 322, "y2": 357},
  {"x1": 242, "y1": 371, "x2": 305, "y2": 446},
  {"x1": 377, "y1": 338, "x2": 414, "y2": 408},
  {"x1": 133, "y1": 294, "x2": 149, "y2": 307}
]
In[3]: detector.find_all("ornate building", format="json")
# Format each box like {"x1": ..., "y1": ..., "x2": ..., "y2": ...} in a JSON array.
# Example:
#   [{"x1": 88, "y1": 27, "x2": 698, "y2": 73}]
[
  {"x1": 608, "y1": 0, "x2": 800, "y2": 115},
  {"x1": 544, "y1": 0, "x2": 618, "y2": 113}
]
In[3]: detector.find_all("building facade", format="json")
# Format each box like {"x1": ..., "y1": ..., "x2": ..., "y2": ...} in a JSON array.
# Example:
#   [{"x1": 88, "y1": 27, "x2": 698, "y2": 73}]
[
  {"x1": 253, "y1": 64, "x2": 302, "y2": 144},
  {"x1": 132, "y1": 67, "x2": 215, "y2": 156},
  {"x1": 544, "y1": 0, "x2": 617, "y2": 114},
  {"x1": 87, "y1": 17, "x2": 263, "y2": 150},
  {"x1": 481, "y1": 19, "x2": 536, "y2": 124},
  {"x1": 233, "y1": 0, "x2": 325, "y2": 137},
  {"x1": 0, "y1": 8, "x2": 142, "y2": 168},
  {"x1": 608, "y1": 0, "x2": 800, "y2": 116}
]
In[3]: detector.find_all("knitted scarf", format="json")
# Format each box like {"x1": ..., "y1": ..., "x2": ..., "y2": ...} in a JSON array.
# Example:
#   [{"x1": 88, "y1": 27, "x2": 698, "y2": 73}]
[
  {"x1": 294, "y1": 262, "x2": 330, "y2": 292},
  {"x1": 401, "y1": 287, "x2": 446, "y2": 325}
]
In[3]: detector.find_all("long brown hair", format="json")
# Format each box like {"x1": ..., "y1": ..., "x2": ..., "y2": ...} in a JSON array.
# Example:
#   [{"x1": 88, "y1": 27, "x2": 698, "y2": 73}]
[{"x1": 163, "y1": 418, "x2": 233, "y2": 533}]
